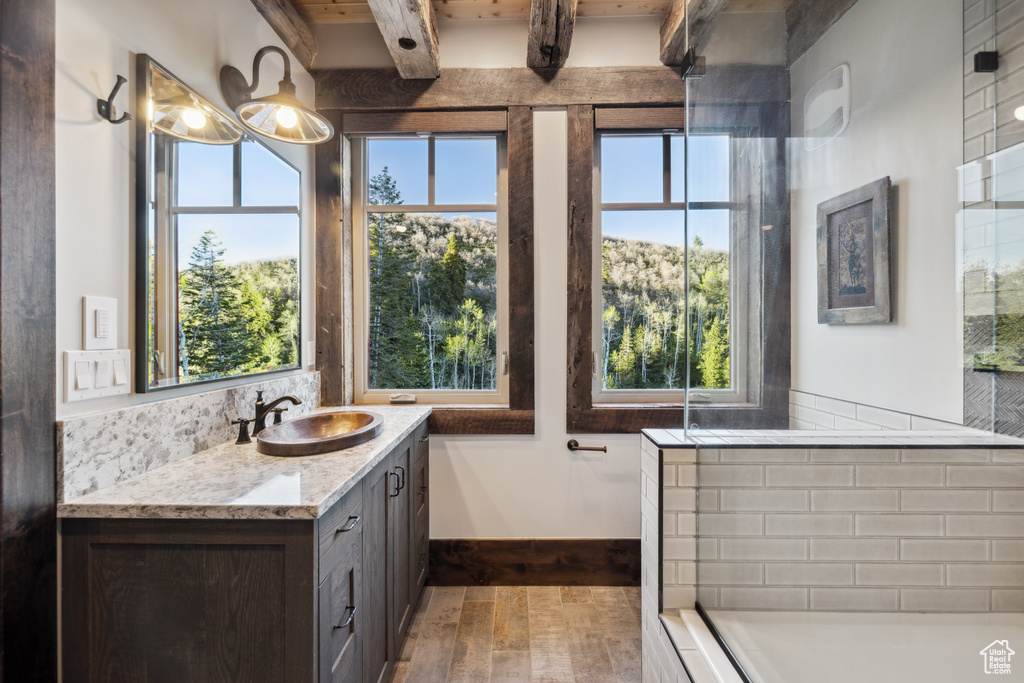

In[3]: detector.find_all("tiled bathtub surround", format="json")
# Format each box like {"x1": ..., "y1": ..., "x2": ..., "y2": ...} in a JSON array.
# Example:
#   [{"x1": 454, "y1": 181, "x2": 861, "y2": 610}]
[
  {"x1": 695, "y1": 447, "x2": 1024, "y2": 612},
  {"x1": 789, "y1": 390, "x2": 964, "y2": 431},
  {"x1": 58, "y1": 372, "x2": 320, "y2": 501}
]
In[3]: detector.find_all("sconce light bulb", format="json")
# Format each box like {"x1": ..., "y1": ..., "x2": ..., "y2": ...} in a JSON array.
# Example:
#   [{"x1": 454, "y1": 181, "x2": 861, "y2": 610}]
[
  {"x1": 1016, "y1": 106, "x2": 1024, "y2": 122},
  {"x1": 182, "y1": 108, "x2": 207, "y2": 130},
  {"x1": 276, "y1": 106, "x2": 298, "y2": 129}
]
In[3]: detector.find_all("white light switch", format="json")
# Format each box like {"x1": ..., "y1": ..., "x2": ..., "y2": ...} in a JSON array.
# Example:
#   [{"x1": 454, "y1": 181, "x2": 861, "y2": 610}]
[
  {"x1": 75, "y1": 361, "x2": 92, "y2": 390},
  {"x1": 83, "y1": 296, "x2": 117, "y2": 350},
  {"x1": 65, "y1": 350, "x2": 130, "y2": 402},
  {"x1": 95, "y1": 360, "x2": 111, "y2": 389}
]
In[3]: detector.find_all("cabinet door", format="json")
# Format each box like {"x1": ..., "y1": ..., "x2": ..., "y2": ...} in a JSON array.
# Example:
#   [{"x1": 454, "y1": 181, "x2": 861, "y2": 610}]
[
  {"x1": 388, "y1": 438, "x2": 413, "y2": 660},
  {"x1": 411, "y1": 428, "x2": 429, "y2": 594},
  {"x1": 319, "y1": 538, "x2": 362, "y2": 683},
  {"x1": 361, "y1": 455, "x2": 392, "y2": 683}
]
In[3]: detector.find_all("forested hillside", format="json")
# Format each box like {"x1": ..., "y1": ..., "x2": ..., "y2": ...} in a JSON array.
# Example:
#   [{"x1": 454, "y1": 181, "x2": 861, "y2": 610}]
[{"x1": 177, "y1": 230, "x2": 299, "y2": 381}]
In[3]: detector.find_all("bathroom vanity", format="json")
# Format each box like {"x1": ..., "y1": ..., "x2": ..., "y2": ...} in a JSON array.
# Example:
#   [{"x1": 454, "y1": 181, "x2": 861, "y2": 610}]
[{"x1": 59, "y1": 406, "x2": 430, "y2": 683}]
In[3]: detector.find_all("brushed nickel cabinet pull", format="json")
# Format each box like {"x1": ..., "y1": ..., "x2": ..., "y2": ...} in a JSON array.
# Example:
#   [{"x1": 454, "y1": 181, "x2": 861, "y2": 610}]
[
  {"x1": 336, "y1": 515, "x2": 360, "y2": 533},
  {"x1": 333, "y1": 605, "x2": 357, "y2": 630}
]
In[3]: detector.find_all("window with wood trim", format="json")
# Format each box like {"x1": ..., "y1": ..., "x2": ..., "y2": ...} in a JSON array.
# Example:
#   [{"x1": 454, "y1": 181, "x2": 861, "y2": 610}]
[
  {"x1": 594, "y1": 130, "x2": 751, "y2": 405},
  {"x1": 567, "y1": 101, "x2": 790, "y2": 434},
  {"x1": 352, "y1": 133, "x2": 509, "y2": 404}
]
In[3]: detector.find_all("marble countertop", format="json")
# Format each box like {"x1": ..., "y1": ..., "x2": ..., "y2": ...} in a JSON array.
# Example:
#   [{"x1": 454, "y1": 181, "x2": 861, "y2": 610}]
[
  {"x1": 58, "y1": 405, "x2": 431, "y2": 521},
  {"x1": 642, "y1": 428, "x2": 1024, "y2": 449}
]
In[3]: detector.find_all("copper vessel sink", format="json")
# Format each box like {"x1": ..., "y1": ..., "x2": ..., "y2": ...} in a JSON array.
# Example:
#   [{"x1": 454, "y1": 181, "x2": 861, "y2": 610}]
[{"x1": 256, "y1": 411, "x2": 384, "y2": 456}]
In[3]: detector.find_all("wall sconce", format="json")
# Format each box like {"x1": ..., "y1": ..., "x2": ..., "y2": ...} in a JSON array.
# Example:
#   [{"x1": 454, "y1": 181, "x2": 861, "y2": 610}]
[
  {"x1": 219, "y1": 46, "x2": 334, "y2": 144},
  {"x1": 151, "y1": 95, "x2": 242, "y2": 144}
]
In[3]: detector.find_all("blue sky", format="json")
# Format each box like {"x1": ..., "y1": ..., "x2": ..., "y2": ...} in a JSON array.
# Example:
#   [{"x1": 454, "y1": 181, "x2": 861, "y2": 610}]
[
  {"x1": 176, "y1": 141, "x2": 300, "y2": 268},
  {"x1": 367, "y1": 137, "x2": 498, "y2": 206}
]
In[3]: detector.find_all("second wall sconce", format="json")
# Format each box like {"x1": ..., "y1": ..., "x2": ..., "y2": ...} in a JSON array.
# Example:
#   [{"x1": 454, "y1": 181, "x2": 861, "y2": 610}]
[{"x1": 219, "y1": 46, "x2": 334, "y2": 144}]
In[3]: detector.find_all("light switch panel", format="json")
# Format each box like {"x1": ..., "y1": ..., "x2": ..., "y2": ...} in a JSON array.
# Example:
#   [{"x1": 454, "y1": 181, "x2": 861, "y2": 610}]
[
  {"x1": 65, "y1": 350, "x2": 130, "y2": 402},
  {"x1": 83, "y1": 296, "x2": 117, "y2": 350}
]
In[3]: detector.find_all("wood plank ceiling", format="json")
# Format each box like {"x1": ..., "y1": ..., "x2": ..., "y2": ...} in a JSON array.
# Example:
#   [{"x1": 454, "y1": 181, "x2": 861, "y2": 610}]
[
  {"x1": 292, "y1": 0, "x2": 792, "y2": 23},
  {"x1": 258, "y1": 0, "x2": 845, "y2": 81}
]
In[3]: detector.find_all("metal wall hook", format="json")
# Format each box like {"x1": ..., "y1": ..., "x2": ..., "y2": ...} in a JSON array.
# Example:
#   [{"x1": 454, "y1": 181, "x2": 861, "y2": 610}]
[{"x1": 97, "y1": 75, "x2": 132, "y2": 125}]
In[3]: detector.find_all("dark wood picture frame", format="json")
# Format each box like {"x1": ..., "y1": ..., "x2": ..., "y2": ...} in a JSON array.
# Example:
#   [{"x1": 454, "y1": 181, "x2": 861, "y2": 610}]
[{"x1": 816, "y1": 177, "x2": 892, "y2": 325}]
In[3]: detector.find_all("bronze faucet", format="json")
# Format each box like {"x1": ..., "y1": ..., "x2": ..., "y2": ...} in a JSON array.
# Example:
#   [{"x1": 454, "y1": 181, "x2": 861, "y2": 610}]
[{"x1": 253, "y1": 390, "x2": 302, "y2": 435}]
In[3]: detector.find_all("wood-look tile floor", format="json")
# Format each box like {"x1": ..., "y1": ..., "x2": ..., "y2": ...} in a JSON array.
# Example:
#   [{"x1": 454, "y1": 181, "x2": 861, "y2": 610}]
[{"x1": 390, "y1": 586, "x2": 642, "y2": 683}]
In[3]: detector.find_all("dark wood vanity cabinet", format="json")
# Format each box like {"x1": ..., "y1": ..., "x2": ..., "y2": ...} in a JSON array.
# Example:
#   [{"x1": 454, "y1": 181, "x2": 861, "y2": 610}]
[{"x1": 62, "y1": 422, "x2": 429, "y2": 683}]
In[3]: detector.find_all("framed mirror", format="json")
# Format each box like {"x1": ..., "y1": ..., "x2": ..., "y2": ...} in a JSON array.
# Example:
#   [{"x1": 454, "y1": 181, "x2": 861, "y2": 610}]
[{"x1": 136, "y1": 55, "x2": 301, "y2": 392}]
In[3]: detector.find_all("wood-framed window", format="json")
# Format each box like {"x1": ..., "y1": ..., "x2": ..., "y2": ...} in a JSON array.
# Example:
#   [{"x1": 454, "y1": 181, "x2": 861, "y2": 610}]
[
  {"x1": 567, "y1": 98, "x2": 791, "y2": 434},
  {"x1": 315, "y1": 109, "x2": 536, "y2": 434}
]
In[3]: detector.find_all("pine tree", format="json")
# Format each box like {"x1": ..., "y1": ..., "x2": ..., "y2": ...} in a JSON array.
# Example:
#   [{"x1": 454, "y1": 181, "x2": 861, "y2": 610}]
[{"x1": 178, "y1": 230, "x2": 247, "y2": 378}]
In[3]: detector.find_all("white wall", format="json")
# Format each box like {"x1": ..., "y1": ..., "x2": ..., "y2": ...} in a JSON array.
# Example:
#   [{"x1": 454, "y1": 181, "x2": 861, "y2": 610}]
[
  {"x1": 56, "y1": 0, "x2": 317, "y2": 419},
  {"x1": 789, "y1": 0, "x2": 964, "y2": 423},
  {"x1": 316, "y1": 18, "x2": 669, "y2": 538}
]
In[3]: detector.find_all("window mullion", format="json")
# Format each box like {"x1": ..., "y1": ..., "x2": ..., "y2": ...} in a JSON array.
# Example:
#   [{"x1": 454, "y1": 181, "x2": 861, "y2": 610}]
[{"x1": 663, "y1": 133, "x2": 672, "y2": 204}]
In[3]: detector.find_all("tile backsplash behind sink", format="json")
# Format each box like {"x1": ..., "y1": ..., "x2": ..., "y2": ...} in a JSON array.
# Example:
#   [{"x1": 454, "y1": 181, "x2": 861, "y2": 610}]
[{"x1": 58, "y1": 372, "x2": 320, "y2": 502}]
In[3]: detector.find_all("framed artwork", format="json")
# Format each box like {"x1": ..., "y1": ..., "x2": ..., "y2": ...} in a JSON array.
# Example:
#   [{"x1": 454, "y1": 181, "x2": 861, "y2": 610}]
[{"x1": 817, "y1": 177, "x2": 892, "y2": 324}]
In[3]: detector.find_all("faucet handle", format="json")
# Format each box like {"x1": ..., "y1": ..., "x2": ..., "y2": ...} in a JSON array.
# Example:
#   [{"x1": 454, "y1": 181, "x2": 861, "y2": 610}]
[
  {"x1": 256, "y1": 390, "x2": 264, "y2": 401},
  {"x1": 272, "y1": 407, "x2": 289, "y2": 425},
  {"x1": 231, "y1": 418, "x2": 253, "y2": 445}
]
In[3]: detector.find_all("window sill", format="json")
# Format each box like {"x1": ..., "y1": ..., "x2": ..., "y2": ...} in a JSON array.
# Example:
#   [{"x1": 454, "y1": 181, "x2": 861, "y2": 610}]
[{"x1": 426, "y1": 406, "x2": 535, "y2": 435}]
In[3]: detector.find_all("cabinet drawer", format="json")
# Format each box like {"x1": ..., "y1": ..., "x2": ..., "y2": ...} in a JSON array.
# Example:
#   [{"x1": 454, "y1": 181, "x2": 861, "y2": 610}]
[
  {"x1": 320, "y1": 539, "x2": 362, "y2": 683},
  {"x1": 319, "y1": 486, "x2": 363, "y2": 576}
]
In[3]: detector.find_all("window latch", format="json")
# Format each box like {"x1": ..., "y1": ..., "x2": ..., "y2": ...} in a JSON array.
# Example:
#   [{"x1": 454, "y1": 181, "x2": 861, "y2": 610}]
[{"x1": 502, "y1": 351, "x2": 509, "y2": 376}]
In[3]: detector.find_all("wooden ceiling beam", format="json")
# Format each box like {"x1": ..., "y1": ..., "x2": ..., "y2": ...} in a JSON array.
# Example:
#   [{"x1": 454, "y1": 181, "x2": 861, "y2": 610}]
[
  {"x1": 785, "y1": 0, "x2": 858, "y2": 65},
  {"x1": 249, "y1": 0, "x2": 318, "y2": 71},
  {"x1": 528, "y1": 0, "x2": 579, "y2": 68},
  {"x1": 365, "y1": 0, "x2": 441, "y2": 79},
  {"x1": 660, "y1": 0, "x2": 730, "y2": 66}
]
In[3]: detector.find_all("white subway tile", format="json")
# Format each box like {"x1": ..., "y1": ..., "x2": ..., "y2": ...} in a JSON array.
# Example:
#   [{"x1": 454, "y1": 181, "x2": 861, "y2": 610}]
[
  {"x1": 814, "y1": 396, "x2": 858, "y2": 419},
  {"x1": 855, "y1": 564, "x2": 944, "y2": 586},
  {"x1": 993, "y1": 490, "x2": 1024, "y2": 511},
  {"x1": 663, "y1": 488, "x2": 696, "y2": 513},
  {"x1": 810, "y1": 449, "x2": 898, "y2": 463},
  {"x1": 662, "y1": 513, "x2": 677, "y2": 537},
  {"x1": 901, "y1": 490, "x2": 990, "y2": 512},
  {"x1": 810, "y1": 539, "x2": 898, "y2": 561},
  {"x1": 661, "y1": 586, "x2": 696, "y2": 610},
  {"x1": 811, "y1": 490, "x2": 899, "y2": 512},
  {"x1": 677, "y1": 513, "x2": 696, "y2": 536},
  {"x1": 991, "y1": 449, "x2": 1024, "y2": 463},
  {"x1": 900, "y1": 539, "x2": 990, "y2": 562},
  {"x1": 946, "y1": 465, "x2": 1024, "y2": 487},
  {"x1": 697, "y1": 513, "x2": 762, "y2": 536},
  {"x1": 662, "y1": 464, "x2": 677, "y2": 487},
  {"x1": 854, "y1": 514, "x2": 944, "y2": 536},
  {"x1": 832, "y1": 416, "x2": 885, "y2": 431},
  {"x1": 766, "y1": 465, "x2": 853, "y2": 487},
  {"x1": 993, "y1": 540, "x2": 1024, "y2": 561},
  {"x1": 676, "y1": 561, "x2": 697, "y2": 585},
  {"x1": 992, "y1": 589, "x2": 1024, "y2": 611},
  {"x1": 910, "y1": 416, "x2": 964, "y2": 431},
  {"x1": 698, "y1": 449, "x2": 720, "y2": 463},
  {"x1": 662, "y1": 560, "x2": 676, "y2": 585},
  {"x1": 901, "y1": 589, "x2": 990, "y2": 612},
  {"x1": 794, "y1": 405, "x2": 835, "y2": 428},
  {"x1": 699, "y1": 562, "x2": 764, "y2": 585},
  {"x1": 810, "y1": 588, "x2": 898, "y2": 611},
  {"x1": 855, "y1": 465, "x2": 944, "y2": 488},
  {"x1": 719, "y1": 489, "x2": 808, "y2": 512},
  {"x1": 790, "y1": 418, "x2": 817, "y2": 430},
  {"x1": 698, "y1": 538, "x2": 719, "y2": 560},
  {"x1": 765, "y1": 563, "x2": 853, "y2": 586},
  {"x1": 697, "y1": 489, "x2": 719, "y2": 511},
  {"x1": 678, "y1": 464, "x2": 696, "y2": 487},
  {"x1": 899, "y1": 449, "x2": 990, "y2": 463},
  {"x1": 720, "y1": 448, "x2": 808, "y2": 463},
  {"x1": 696, "y1": 587, "x2": 720, "y2": 608},
  {"x1": 856, "y1": 405, "x2": 912, "y2": 430},
  {"x1": 946, "y1": 514, "x2": 1024, "y2": 537},
  {"x1": 719, "y1": 587, "x2": 808, "y2": 610},
  {"x1": 719, "y1": 538, "x2": 808, "y2": 561},
  {"x1": 663, "y1": 538, "x2": 696, "y2": 561},
  {"x1": 765, "y1": 514, "x2": 853, "y2": 536},
  {"x1": 663, "y1": 448, "x2": 697, "y2": 463},
  {"x1": 789, "y1": 391, "x2": 816, "y2": 408},
  {"x1": 946, "y1": 564, "x2": 1024, "y2": 587},
  {"x1": 698, "y1": 465, "x2": 763, "y2": 487}
]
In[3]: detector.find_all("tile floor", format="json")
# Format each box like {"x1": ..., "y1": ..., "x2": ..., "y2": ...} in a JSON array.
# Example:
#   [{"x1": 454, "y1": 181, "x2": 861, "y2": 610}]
[{"x1": 390, "y1": 586, "x2": 642, "y2": 683}]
